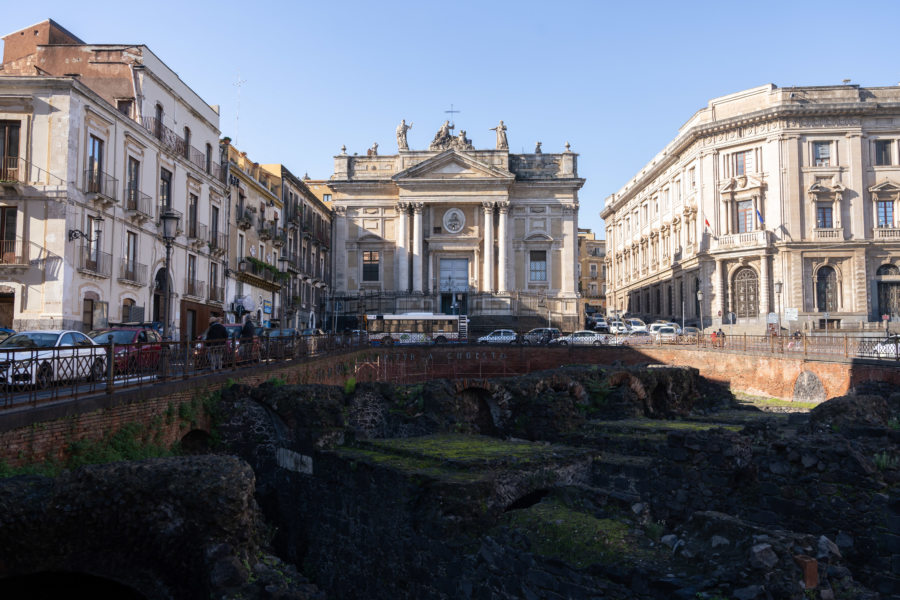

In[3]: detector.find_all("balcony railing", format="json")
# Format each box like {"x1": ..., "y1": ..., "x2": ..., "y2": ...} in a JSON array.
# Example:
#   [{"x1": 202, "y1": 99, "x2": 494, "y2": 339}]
[
  {"x1": 124, "y1": 187, "x2": 153, "y2": 218},
  {"x1": 77, "y1": 246, "x2": 112, "y2": 278},
  {"x1": 157, "y1": 204, "x2": 184, "y2": 232},
  {"x1": 184, "y1": 278, "x2": 206, "y2": 298},
  {"x1": 258, "y1": 222, "x2": 273, "y2": 240},
  {"x1": 272, "y1": 228, "x2": 286, "y2": 247},
  {"x1": 236, "y1": 208, "x2": 254, "y2": 230},
  {"x1": 188, "y1": 222, "x2": 208, "y2": 242},
  {"x1": 874, "y1": 227, "x2": 900, "y2": 240},
  {"x1": 0, "y1": 156, "x2": 66, "y2": 187},
  {"x1": 0, "y1": 239, "x2": 29, "y2": 266},
  {"x1": 83, "y1": 168, "x2": 118, "y2": 203},
  {"x1": 140, "y1": 117, "x2": 225, "y2": 182},
  {"x1": 813, "y1": 227, "x2": 843, "y2": 241},
  {"x1": 209, "y1": 285, "x2": 225, "y2": 303},
  {"x1": 118, "y1": 258, "x2": 148, "y2": 285},
  {"x1": 712, "y1": 229, "x2": 770, "y2": 251},
  {"x1": 209, "y1": 230, "x2": 226, "y2": 252}
]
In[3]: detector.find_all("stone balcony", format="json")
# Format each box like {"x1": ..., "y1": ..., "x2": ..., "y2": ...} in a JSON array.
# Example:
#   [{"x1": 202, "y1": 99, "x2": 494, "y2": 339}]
[
  {"x1": 812, "y1": 228, "x2": 843, "y2": 241},
  {"x1": 874, "y1": 227, "x2": 900, "y2": 240},
  {"x1": 712, "y1": 230, "x2": 771, "y2": 252}
]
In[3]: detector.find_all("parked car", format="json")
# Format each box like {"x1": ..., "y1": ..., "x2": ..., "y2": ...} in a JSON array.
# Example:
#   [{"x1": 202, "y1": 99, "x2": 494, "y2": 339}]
[
  {"x1": 624, "y1": 318, "x2": 647, "y2": 332},
  {"x1": 871, "y1": 335, "x2": 900, "y2": 359},
  {"x1": 477, "y1": 329, "x2": 518, "y2": 344},
  {"x1": 654, "y1": 326, "x2": 678, "y2": 343},
  {"x1": 680, "y1": 326, "x2": 700, "y2": 343},
  {"x1": 522, "y1": 327, "x2": 562, "y2": 345},
  {"x1": 648, "y1": 322, "x2": 668, "y2": 336},
  {"x1": 0, "y1": 330, "x2": 104, "y2": 388},
  {"x1": 593, "y1": 320, "x2": 611, "y2": 333},
  {"x1": 0, "y1": 328, "x2": 14, "y2": 342},
  {"x1": 89, "y1": 327, "x2": 163, "y2": 373},
  {"x1": 194, "y1": 323, "x2": 259, "y2": 366},
  {"x1": 259, "y1": 328, "x2": 299, "y2": 359},
  {"x1": 608, "y1": 321, "x2": 629, "y2": 334},
  {"x1": 550, "y1": 330, "x2": 607, "y2": 346},
  {"x1": 623, "y1": 331, "x2": 653, "y2": 345}
]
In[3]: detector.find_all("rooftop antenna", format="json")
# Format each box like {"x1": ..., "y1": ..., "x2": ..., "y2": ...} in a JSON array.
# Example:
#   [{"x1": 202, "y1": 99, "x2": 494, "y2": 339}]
[
  {"x1": 444, "y1": 103, "x2": 460, "y2": 129},
  {"x1": 233, "y1": 73, "x2": 247, "y2": 145}
]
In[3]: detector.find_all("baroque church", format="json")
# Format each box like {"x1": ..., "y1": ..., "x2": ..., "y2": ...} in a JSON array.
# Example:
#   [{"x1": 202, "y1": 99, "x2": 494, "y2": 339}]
[{"x1": 327, "y1": 120, "x2": 584, "y2": 330}]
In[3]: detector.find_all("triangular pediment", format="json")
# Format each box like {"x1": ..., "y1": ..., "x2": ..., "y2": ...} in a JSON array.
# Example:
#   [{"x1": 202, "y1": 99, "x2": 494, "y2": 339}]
[
  {"x1": 719, "y1": 174, "x2": 765, "y2": 194},
  {"x1": 393, "y1": 150, "x2": 514, "y2": 183},
  {"x1": 869, "y1": 179, "x2": 900, "y2": 194}
]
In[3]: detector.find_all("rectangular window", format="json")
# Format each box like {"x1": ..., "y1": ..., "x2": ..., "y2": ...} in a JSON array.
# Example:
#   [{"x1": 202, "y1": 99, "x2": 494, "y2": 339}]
[
  {"x1": 126, "y1": 157, "x2": 140, "y2": 208},
  {"x1": 116, "y1": 99, "x2": 133, "y2": 117},
  {"x1": 813, "y1": 142, "x2": 831, "y2": 167},
  {"x1": 323, "y1": 194, "x2": 332, "y2": 203},
  {"x1": 875, "y1": 140, "x2": 893, "y2": 166},
  {"x1": 160, "y1": 168, "x2": 172, "y2": 208},
  {"x1": 88, "y1": 135, "x2": 104, "y2": 192},
  {"x1": 737, "y1": 200, "x2": 754, "y2": 233},
  {"x1": 529, "y1": 250, "x2": 547, "y2": 281},
  {"x1": 187, "y1": 255, "x2": 196, "y2": 287},
  {"x1": 210, "y1": 262, "x2": 218, "y2": 289},
  {"x1": 211, "y1": 205, "x2": 219, "y2": 239},
  {"x1": 237, "y1": 234, "x2": 245, "y2": 260},
  {"x1": 362, "y1": 251, "x2": 379, "y2": 281},
  {"x1": 816, "y1": 204, "x2": 833, "y2": 228},
  {"x1": 877, "y1": 200, "x2": 894, "y2": 228},
  {"x1": 589, "y1": 264, "x2": 597, "y2": 277},
  {"x1": 126, "y1": 231, "x2": 137, "y2": 267},
  {"x1": 188, "y1": 193, "x2": 198, "y2": 238},
  {"x1": 688, "y1": 167, "x2": 696, "y2": 189},
  {"x1": 734, "y1": 150, "x2": 753, "y2": 176},
  {"x1": 88, "y1": 216, "x2": 101, "y2": 262},
  {"x1": 0, "y1": 120, "x2": 21, "y2": 181}
]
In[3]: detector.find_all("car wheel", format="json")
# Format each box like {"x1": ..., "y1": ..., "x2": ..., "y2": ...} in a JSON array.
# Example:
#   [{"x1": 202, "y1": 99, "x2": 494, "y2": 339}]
[
  {"x1": 36, "y1": 362, "x2": 52, "y2": 389},
  {"x1": 593, "y1": 340, "x2": 601, "y2": 346},
  {"x1": 558, "y1": 341, "x2": 568, "y2": 346},
  {"x1": 435, "y1": 336, "x2": 447, "y2": 344},
  {"x1": 90, "y1": 358, "x2": 105, "y2": 382},
  {"x1": 383, "y1": 337, "x2": 394, "y2": 347},
  {"x1": 522, "y1": 339, "x2": 530, "y2": 345}
]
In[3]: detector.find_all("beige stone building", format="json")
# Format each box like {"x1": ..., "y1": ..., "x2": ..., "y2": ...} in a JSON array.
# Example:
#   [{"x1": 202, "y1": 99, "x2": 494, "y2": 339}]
[
  {"x1": 0, "y1": 20, "x2": 227, "y2": 338},
  {"x1": 324, "y1": 122, "x2": 584, "y2": 331},
  {"x1": 601, "y1": 83, "x2": 900, "y2": 331},
  {"x1": 577, "y1": 229, "x2": 606, "y2": 314}
]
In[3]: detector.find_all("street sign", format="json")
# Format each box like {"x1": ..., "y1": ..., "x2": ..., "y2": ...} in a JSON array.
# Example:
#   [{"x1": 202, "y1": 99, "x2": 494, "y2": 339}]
[
  {"x1": 767, "y1": 312, "x2": 778, "y2": 324},
  {"x1": 785, "y1": 308, "x2": 798, "y2": 321}
]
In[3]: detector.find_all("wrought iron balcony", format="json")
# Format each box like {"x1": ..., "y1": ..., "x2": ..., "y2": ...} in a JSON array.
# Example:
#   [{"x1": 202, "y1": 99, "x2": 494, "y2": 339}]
[
  {"x1": 258, "y1": 222, "x2": 273, "y2": 241},
  {"x1": 83, "y1": 168, "x2": 118, "y2": 205},
  {"x1": 118, "y1": 258, "x2": 148, "y2": 286},
  {"x1": 0, "y1": 239, "x2": 29, "y2": 267},
  {"x1": 188, "y1": 222, "x2": 208, "y2": 247},
  {"x1": 209, "y1": 285, "x2": 225, "y2": 303},
  {"x1": 184, "y1": 278, "x2": 206, "y2": 299},
  {"x1": 124, "y1": 186, "x2": 153, "y2": 219},
  {"x1": 77, "y1": 245, "x2": 112, "y2": 278},
  {"x1": 209, "y1": 230, "x2": 227, "y2": 254},
  {"x1": 272, "y1": 228, "x2": 286, "y2": 248},
  {"x1": 157, "y1": 204, "x2": 184, "y2": 233},
  {"x1": 236, "y1": 208, "x2": 254, "y2": 230}
]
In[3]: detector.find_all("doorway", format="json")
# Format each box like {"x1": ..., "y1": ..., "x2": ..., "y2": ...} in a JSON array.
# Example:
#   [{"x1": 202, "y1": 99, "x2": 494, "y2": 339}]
[{"x1": 439, "y1": 258, "x2": 468, "y2": 315}]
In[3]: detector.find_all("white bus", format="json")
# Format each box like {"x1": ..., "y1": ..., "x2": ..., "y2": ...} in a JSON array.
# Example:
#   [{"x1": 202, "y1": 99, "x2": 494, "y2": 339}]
[{"x1": 365, "y1": 313, "x2": 469, "y2": 346}]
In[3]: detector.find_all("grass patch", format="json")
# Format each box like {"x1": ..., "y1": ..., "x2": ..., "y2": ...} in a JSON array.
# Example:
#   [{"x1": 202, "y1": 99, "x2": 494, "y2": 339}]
[
  {"x1": 874, "y1": 451, "x2": 899, "y2": 470},
  {"x1": 502, "y1": 497, "x2": 636, "y2": 568},
  {"x1": 366, "y1": 434, "x2": 560, "y2": 466}
]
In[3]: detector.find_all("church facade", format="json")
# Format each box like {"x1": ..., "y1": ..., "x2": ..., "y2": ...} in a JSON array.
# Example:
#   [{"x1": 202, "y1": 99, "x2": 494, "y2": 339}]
[{"x1": 327, "y1": 122, "x2": 584, "y2": 330}]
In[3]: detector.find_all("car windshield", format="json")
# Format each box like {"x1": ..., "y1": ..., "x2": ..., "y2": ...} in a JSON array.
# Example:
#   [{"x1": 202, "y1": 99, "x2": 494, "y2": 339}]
[
  {"x1": 90, "y1": 330, "x2": 137, "y2": 344},
  {"x1": 0, "y1": 332, "x2": 60, "y2": 348}
]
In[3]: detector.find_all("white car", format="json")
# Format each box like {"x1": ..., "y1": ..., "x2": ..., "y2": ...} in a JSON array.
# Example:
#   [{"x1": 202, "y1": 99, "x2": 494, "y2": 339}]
[
  {"x1": 871, "y1": 335, "x2": 900, "y2": 359},
  {"x1": 609, "y1": 321, "x2": 629, "y2": 334},
  {"x1": 551, "y1": 330, "x2": 608, "y2": 346},
  {"x1": 648, "y1": 322, "x2": 668, "y2": 336},
  {"x1": 477, "y1": 329, "x2": 518, "y2": 344},
  {"x1": 624, "y1": 318, "x2": 647, "y2": 332},
  {"x1": 623, "y1": 331, "x2": 653, "y2": 345},
  {"x1": 0, "y1": 330, "x2": 105, "y2": 388},
  {"x1": 654, "y1": 326, "x2": 678, "y2": 343}
]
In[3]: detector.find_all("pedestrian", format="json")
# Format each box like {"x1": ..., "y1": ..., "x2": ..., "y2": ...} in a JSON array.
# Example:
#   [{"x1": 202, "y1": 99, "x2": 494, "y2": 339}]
[
  {"x1": 717, "y1": 327, "x2": 726, "y2": 348},
  {"x1": 710, "y1": 330, "x2": 717, "y2": 348},
  {"x1": 206, "y1": 316, "x2": 228, "y2": 370},
  {"x1": 240, "y1": 315, "x2": 256, "y2": 361}
]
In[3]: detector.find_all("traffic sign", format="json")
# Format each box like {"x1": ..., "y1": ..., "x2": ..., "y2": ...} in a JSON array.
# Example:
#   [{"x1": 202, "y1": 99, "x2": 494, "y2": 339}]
[{"x1": 767, "y1": 312, "x2": 778, "y2": 324}]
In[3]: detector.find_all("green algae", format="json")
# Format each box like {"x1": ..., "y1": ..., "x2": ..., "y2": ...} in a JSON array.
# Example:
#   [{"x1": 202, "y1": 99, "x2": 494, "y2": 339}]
[{"x1": 592, "y1": 419, "x2": 743, "y2": 433}]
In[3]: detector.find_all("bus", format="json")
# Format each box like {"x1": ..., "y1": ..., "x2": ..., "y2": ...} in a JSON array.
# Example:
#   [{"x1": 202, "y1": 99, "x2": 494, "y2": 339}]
[{"x1": 365, "y1": 313, "x2": 469, "y2": 345}]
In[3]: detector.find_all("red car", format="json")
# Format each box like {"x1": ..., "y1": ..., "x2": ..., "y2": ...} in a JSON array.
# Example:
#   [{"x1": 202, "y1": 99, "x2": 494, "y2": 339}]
[{"x1": 89, "y1": 327, "x2": 163, "y2": 374}]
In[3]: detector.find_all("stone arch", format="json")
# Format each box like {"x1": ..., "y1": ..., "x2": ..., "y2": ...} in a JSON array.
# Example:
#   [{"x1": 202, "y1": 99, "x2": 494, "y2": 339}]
[
  {"x1": 877, "y1": 264, "x2": 899, "y2": 276},
  {"x1": 792, "y1": 370, "x2": 825, "y2": 403},
  {"x1": 730, "y1": 266, "x2": 759, "y2": 319},
  {"x1": 876, "y1": 263, "x2": 900, "y2": 317},
  {"x1": 814, "y1": 264, "x2": 838, "y2": 312}
]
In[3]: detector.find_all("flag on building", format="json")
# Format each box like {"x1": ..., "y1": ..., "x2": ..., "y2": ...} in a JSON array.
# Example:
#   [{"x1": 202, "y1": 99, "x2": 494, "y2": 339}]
[
  {"x1": 756, "y1": 209, "x2": 764, "y2": 226},
  {"x1": 704, "y1": 217, "x2": 711, "y2": 229}
]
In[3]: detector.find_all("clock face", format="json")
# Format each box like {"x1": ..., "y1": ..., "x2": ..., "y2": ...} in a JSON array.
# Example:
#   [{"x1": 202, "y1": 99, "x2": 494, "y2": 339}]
[{"x1": 443, "y1": 208, "x2": 465, "y2": 234}]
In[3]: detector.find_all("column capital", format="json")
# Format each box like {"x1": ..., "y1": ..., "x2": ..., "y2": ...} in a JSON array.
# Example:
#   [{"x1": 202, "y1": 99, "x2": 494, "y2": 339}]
[
  {"x1": 482, "y1": 201, "x2": 495, "y2": 211},
  {"x1": 496, "y1": 201, "x2": 510, "y2": 213},
  {"x1": 334, "y1": 206, "x2": 347, "y2": 216},
  {"x1": 397, "y1": 201, "x2": 410, "y2": 211},
  {"x1": 411, "y1": 202, "x2": 424, "y2": 213}
]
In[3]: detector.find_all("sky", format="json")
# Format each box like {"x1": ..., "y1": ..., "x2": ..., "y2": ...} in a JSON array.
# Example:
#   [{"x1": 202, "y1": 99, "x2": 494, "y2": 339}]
[{"x1": 4, "y1": 0, "x2": 900, "y2": 237}]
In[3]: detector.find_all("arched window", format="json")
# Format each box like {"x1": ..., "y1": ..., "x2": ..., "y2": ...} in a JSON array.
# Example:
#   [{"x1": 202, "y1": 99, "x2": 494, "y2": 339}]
[
  {"x1": 877, "y1": 264, "x2": 900, "y2": 317},
  {"x1": 815, "y1": 266, "x2": 838, "y2": 313},
  {"x1": 732, "y1": 268, "x2": 758, "y2": 319},
  {"x1": 877, "y1": 264, "x2": 899, "y2": 276}
]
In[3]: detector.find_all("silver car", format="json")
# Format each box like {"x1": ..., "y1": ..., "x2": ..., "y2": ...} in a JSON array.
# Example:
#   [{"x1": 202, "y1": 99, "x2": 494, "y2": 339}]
[
  {"x1": 0, "y1": 330, "x2": 105, "y2": 388},
  {"x1": 477, "y1": 329, "x2": 518, "y2": 344},
  {"x1": 551, "y1": 330, "x2": 607, "y2": 346}
]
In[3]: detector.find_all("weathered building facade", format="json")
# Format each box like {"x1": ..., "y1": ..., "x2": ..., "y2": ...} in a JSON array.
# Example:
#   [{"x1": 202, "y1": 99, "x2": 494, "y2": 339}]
[
  {"x1": 577, "y1": 229, "x2": 606, "y2": 313},
  {"x1": 601, "y1": 83, "x2": 900, "y2": 331},
  {"x1": 0, "y1": 20, "x2": 227, "y2": 337},
  {"x1": 326, "y1": 122, "x2": 584, "y2": 329}
]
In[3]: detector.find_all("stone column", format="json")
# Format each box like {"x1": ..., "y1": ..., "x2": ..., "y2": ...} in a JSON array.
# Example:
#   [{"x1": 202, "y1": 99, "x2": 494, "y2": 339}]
[
  {"x1": 333, "y1": 206, "x2": 347, "y2": 291},
  {"x1": 497, "y1": 202, "x2": 509, "y2": 292},
  {"x1": 713, "y1": 258, "x2": 724, "y2": 324},
  {"x1": 759, "y1": 253, "x2": 769, "y2": 317},
  {"x1": 412, "y1": 202, "x2": 423, "y2": 292},
  {"x1": 482, "y1": 201, "x2": 494, "y2": 292},
  {"x1": 395, "y1": 202, "x2": 409, "y2": 292}
]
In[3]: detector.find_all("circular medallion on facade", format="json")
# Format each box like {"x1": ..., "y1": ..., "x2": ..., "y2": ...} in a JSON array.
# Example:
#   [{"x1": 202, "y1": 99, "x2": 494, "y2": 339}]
[{"x1": 443, "y1": 208, "x2": 465, "y2": 234}]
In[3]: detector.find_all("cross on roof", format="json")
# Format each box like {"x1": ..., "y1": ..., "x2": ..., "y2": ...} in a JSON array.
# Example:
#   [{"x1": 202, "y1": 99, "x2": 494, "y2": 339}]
[{"x1": 445, "y1": 104, "x2": 460, "y2": 127}]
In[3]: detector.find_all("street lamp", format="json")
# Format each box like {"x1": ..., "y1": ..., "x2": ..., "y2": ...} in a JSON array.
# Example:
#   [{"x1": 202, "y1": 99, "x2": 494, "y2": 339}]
[
  {"x1": 696, "y1": 288, "x2": 704, "y2": 334},
  {"x1": 774, "y1": 280, "x2": 783, "y2": 335},
  {"x1": 160, "y1": 210, "x2": 180, "y2": 341},
  {"x1": 67, "y1": 216, "x2": 104, "y2": 243},
  {"x1": 278, "y1": 256, "x2": 289, "y2": 327}
]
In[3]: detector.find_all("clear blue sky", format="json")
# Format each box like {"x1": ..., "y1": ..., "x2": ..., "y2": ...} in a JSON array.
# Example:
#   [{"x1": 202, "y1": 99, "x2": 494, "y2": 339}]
[{"x1": 4, "y1": 0, "x2": 899, "y2": 236}]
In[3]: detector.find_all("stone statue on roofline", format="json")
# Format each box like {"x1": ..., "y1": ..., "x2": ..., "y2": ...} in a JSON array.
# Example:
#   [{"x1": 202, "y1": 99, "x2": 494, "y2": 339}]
[
  {"x1": 396, "y1": 119, "x2": 412, "y2": 151},
  {"x1": 429, "y1": 120, "x2": 454, "y2": 151},
  {"x1": 490, "y1": 120, "x2": 508, "y2": 150}
]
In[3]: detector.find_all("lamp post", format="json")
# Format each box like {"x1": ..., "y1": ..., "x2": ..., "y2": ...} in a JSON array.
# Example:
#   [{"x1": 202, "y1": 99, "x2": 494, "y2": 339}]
[
  {"x1": 697, "y1": 288, "x2": 704, "y2": 335},
  {"x1": 160, "y1": 210, "x2": 180, "y2": 341},
  {"x1": 278, "y1": 256, "x2": 289, "y2": 328},
  {"x1": 774, "y1": 280, "x2": 783, "y2": 336}
]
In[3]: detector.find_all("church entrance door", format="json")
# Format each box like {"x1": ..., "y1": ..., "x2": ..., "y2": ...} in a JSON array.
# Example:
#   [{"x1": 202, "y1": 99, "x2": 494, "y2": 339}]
[{"x1": 439, "y1": 258, "x2": 468, "y2": 315}]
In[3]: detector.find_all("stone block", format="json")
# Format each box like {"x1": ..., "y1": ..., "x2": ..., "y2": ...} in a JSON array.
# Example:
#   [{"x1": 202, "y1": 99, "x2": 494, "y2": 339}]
[{"x1": 793, "y1": 554, "x2": 818, "y2": 589}]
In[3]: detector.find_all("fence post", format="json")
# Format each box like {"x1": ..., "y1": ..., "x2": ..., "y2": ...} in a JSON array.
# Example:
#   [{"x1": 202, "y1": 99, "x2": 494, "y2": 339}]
[
  {"x1": 743, "y1": 333, "x2": 746, "y2": 352},
  {"x1": 106, "y1": 336, "x2": 115, "y2": 395},
  {"x1": 844, "y1": 334, "x2": 849, "y2": 358},
  {"x1": 803, "y1": 333, "x2": 808, "y2": 356}
]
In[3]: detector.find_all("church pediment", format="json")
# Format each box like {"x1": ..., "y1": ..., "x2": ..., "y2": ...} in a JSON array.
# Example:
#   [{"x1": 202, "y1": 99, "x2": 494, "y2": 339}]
[{"x1": 393, "y1": 150, "x2": 514, "y2": 183}]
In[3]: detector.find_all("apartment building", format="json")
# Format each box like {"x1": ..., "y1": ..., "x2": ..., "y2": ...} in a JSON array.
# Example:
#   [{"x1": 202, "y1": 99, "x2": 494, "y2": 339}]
[
  {"x1": 601, "y1": 83, "x2": 900, "y2": 331},
  {"x1": 577, "y1": 229, "x2": 606, "y2": 313},
  {"x1": 0, "y1": 20, "x2": 227, "y2": 338}
]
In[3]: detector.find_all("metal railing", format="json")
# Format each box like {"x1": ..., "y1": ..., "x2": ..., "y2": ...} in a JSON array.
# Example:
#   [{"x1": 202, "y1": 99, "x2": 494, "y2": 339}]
[
  {"x1": 157, "y1": 204, "x2": 184, "y2": 229},
  {"x1": 118, "y1": 259, "x2": 148, "y2": 285},
  {"x1": 83, "y1": 168, "x2": 119, "y2": 202},
  {"x1": 188, "y1": 222, "x2": 208, "y2": 242},
  {"x1": 0, "y1": 156, "x2": 66, "y2": 186},
  {"x1": 0, "y1": 239, "x2": 29, "y2": 266},
  {"x1": 184, "y1": 278, "x2": 206, "y2": 298},
  {"x1": 209, "y1": 286, "x2": 225, "y2": 303},
  {"x1": 124, "y1": 187, "x2": 153, "y2": 217},
  {"x1": 139, "y1": 117, "x2": 226, "y2": 182},
  {"x1": 236, "y1": 208, "x2": 254, "y2": 229},
  {"x1": 77, "y1": 246, "x2": 112, "y2": 277},
  {"x1": 209, "y1": 231, "x2": 226, "y2": 252}
]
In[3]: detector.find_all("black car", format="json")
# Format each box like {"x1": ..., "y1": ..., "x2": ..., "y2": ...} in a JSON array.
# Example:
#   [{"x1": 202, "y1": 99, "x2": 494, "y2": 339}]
[{"x1": 521, "y1": 327, "x2": 562, "y2": 345}]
